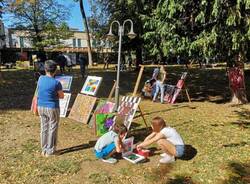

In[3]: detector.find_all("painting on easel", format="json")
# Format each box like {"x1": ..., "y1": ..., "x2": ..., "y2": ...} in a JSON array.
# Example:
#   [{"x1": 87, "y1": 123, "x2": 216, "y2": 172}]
[
  {"x1": 55, "y1": 75, "x2": 73, "y2": 91},
  {"x1": 116, "y1": 96, "x2": 141, "y2": 130},
  {"x1": 80, "y1": 76, "x2": 102, "y2": 96}
]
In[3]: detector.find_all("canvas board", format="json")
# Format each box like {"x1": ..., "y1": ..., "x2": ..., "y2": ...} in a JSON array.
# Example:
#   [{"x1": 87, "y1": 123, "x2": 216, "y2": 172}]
[
  {"x1": 80, "y1": 76, "x2": 102, "y2": 96},
  {"x1": 122, "y1": 137, "x2": 145, "y2": 164},
  {"x1": 59, "y1": 93, "x2": 71, "y2": 117},
  {"x1": 164, "y1": 84, "x2": 175, "y2": 103},
  {"x1": 171, "y1": 88, "x2": 181, "y2": 104},
  {"x1": 69, "y1": 94, "x2": 97, "y2": 124},
  {"x1": 116, "y1": 96, "x2": 141, "y2": 130},
  {"x1": 55, "y1": 75, "x2": 73, "y2": 91}
]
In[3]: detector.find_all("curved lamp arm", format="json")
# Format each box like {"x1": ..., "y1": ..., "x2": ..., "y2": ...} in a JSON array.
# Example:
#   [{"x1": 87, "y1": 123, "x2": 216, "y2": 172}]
[
  {"x1": 107, "y1": 20, "x2": 121, "y2": 37},
  {"x1": 123, "y1": 19, "x2": 137, "y2": 39}
]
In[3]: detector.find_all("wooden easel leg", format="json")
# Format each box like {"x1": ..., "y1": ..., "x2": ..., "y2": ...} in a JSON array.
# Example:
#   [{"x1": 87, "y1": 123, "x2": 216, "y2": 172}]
[
  {"x1": 138, "y1": 105, "x2": 148, "y2": 128},
  {"x1": 133, "y1": 66, "x2": 144, "y2": 96},
  {"x1": 108, "y1": 80, "x2": 116, "y2": 101},
  {"x1": 185, "y1": 87, "x2": 191, "y2": 103}
]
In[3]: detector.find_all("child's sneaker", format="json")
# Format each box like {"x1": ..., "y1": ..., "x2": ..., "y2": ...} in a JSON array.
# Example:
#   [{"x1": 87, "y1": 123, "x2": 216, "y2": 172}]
[
  {"x1": 101, "y1": 157, "x2": 117, "y2": 164},
  {"x1": 159, "y1": 155, "x2": 175, "y2": 164}
]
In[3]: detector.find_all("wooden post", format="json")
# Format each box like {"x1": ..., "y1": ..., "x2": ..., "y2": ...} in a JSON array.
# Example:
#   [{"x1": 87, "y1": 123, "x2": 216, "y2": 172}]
[
  {"x1": 183, "y1": 84, "x2": 191, "y2": 103},
  {"x1": 131, "y1": 65, "x2": 148, "y2": 128},
  {"x1": 138, "y1": 105, "x2": 148, "y2": 128},
  {"x1": 133, "y1": 65, "x2": 144, "y2": 96},
  {"x1": 108, "y1": 80, "x2": 116, "y2": 101}
]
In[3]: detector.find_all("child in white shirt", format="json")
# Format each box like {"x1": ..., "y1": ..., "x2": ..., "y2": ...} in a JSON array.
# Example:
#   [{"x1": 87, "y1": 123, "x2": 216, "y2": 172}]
[{"x1": 137, "y1": 116, "x2": 184, "y2": 164}]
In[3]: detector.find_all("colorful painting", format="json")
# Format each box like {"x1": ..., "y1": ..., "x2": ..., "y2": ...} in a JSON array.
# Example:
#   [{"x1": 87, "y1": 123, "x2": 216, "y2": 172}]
[
  {"x1": 95, "y1": 113, "x2": 114, "y2": 136},
  {"x1": 164, "y1": 72, "x2": 188, "y2": 104},
  {"x1": 164, "y1": 84, "x2": 175, "y2": 103},
  {"x1": 171, "y1": 88, "x2": 182, "y2": 104},
  {"x1": 59, "y1": 93, "x2": 71, "y2": 117},
  {"x1": 116, "y1": 96, "x2": 141, "y2": 130},
  {"x1": 122, "y1": 137, "x2": 145, "y2": 164},
  {"x1": 80, "y1": 76, "x2": 102, "y2": 96},
  {"x1": 69, "y1": 94, "x2": 97, "y2": 124},
  {"x1": 122, "y1": 137, "x2": 134, "y2": 154},
  {"x1": 55, "y1": 75, "x2": 73, "y2": 91}
]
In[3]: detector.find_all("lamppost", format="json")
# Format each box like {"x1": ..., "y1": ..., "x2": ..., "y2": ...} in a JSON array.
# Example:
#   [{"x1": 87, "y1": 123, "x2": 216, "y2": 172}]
[{"x1": 107, "y1": 19, "x2": 136, "y2": 111}]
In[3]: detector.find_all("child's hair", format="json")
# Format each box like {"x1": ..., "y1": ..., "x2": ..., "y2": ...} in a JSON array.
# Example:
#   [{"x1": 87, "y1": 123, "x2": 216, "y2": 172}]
[
  {"x1": 113, "y1": 123, "x2": 127, "y2": 135},
  {"x1": 45, "y1": 60, "x2": 57, "y2": 73},
  {"x1": 151, "y1": 116, "x2": 166, "y2": 132}
]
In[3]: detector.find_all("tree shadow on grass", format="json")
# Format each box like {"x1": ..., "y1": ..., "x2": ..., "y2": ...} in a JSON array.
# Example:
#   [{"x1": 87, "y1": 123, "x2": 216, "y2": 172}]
[
  {"x1": 139, "y1": 104, "x2": 190, "y2": 117},
  {"x1": 166, "y1": 175, "x2": 195, "y2": 184},
  {"x1": 232, "y1": 108, "x2": 250, "y2": 129},
  {"x1": 178, "y1": 145, "x2": 197, "y2": 161},
  {"x1": 223, "y1": 162, "x2": 250, "y2": 184},
  {"x1": 223, "y1": 141, "x2": 249, "y2": 148},
  {"x1": 2, "y1": 66, "x2": 250, "y2": 111},
  {"x1": 56, "y1": 140, "x2": 96, "y2": 155}
]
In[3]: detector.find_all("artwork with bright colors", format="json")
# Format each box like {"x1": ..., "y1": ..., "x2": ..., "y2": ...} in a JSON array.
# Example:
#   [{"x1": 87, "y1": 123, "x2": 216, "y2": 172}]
[
  {"x1": 122, "y1": 137, "x2": 145, "y2": 164},
  {"x1": 59, "y1": 93, "x2": 71, "y2": 117},
  {"x1": 81, "y1": 76, "x2": 102, "y2": 96},
  {"x1": 55, "y1": 75, "x2": 73, "y2": 91}
]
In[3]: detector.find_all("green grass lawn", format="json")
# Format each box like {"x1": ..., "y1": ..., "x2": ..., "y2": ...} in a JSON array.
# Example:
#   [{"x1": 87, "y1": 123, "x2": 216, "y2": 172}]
[{"x1": 0, "y1": 65, "x2": 249, "y2": 184}]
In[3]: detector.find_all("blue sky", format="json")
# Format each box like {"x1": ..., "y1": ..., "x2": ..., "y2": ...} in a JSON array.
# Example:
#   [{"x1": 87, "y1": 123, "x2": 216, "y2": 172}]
[
  {"x1": 2, "y1": 0, "x2": 92, "y2": 31},
  {"x1": 62, "y1": 0, "x2": 92, "y2": 30}
]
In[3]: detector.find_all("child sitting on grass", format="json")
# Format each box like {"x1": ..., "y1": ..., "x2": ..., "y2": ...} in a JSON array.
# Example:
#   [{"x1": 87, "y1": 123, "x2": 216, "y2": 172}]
[
  {"x1": 137, "y1": 116, "x2": 185, "y2": 164},
  {"x1": 94, "y1": 123, "x2": 127, "y2": 164}
]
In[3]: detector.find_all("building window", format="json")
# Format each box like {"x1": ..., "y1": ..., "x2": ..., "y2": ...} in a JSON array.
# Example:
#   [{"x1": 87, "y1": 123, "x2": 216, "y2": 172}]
[
  {"x1": 20, "y1": 37, "x2": 24, "y2": 48},
  {"x1": 77, "y1": 39, "x2": 81, "y2": 47},
  {"x1": 72, "y1": 38, "x2": 76, "y2": 47}
]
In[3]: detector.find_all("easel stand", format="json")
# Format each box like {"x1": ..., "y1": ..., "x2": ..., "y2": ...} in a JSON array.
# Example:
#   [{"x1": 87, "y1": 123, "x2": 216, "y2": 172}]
[
  {"x1": 132, "y1": 65, "x2": 159, "y2": 128},
  {"x1": 179, "y1": 84, "x2": 191, "y2": 103}
]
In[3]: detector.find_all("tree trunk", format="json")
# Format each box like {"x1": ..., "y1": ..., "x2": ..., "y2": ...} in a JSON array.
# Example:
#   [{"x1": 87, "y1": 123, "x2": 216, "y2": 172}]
[
  {"x1": 229, "y1": 52, "x2": 248, "y2": 104},
  {"x1": 0, "y1": 51, "x2": 2, "y2": 80},
  {"x1": 135, "y1": 46, "x2": 142, "y2": 71},
  {"x1": 79, "y1": 0, "x2": 93, "y2": 66}
]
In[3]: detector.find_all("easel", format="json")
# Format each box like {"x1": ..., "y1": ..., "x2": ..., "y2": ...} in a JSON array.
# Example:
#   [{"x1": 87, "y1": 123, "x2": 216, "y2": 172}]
[
  {"x1": 133, "y1": 65, "x2": 191, "y2": 104},
  {"x1": 180, "y1": 83, "x2": 191, "y2": 103},
  {"x1": 108, "y1": 80, "x2": 116, "y2": 101},
  {"x1": 108, "y1": 79, "x2": 148, "y2": 128},
  {"x1": 132, "y1": 65, "x2": 159, "y2": 128}
]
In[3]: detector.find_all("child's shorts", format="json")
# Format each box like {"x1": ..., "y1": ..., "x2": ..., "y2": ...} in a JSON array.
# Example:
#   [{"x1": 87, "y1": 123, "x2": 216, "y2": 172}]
[
  {"x1": 175, "y1": 145, "x2": 185, "y2": 157},
  {"x1": 95, "y1": 143, "x2": 116, "y2": 159}
]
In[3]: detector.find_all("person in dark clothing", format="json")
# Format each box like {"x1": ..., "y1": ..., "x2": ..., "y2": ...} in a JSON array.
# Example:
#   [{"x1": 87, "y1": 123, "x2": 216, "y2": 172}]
[
  {"x1": 79, "y1": 55, "x2": 88, "y2": 78},
  {"x1": 56, "y1": 53, "x2": 66, "y2": 74},
  {"x1": 103, "y1": 56, "x2": 110, "y2": 70}
]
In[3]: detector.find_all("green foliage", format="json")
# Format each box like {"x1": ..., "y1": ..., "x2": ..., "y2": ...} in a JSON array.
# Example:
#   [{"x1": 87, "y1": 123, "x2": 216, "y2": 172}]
[
  {"x1": 7, "y1": 0, "x2": 71, "y2": 50},
  {"x1": 142, "y1": 0, "x2": 250, "y2": 63}
]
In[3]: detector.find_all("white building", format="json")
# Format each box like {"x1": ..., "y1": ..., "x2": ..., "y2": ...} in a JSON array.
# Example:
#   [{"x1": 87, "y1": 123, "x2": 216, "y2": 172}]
[{"x1": 6, "y1": 28, "x2": 112, "y2": 53}]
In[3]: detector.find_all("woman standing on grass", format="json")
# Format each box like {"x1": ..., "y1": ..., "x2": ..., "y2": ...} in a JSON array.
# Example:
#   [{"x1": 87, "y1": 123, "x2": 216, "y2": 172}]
[{"x1": 37, "y1": 60, "x2": 64, "y2": 156}]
